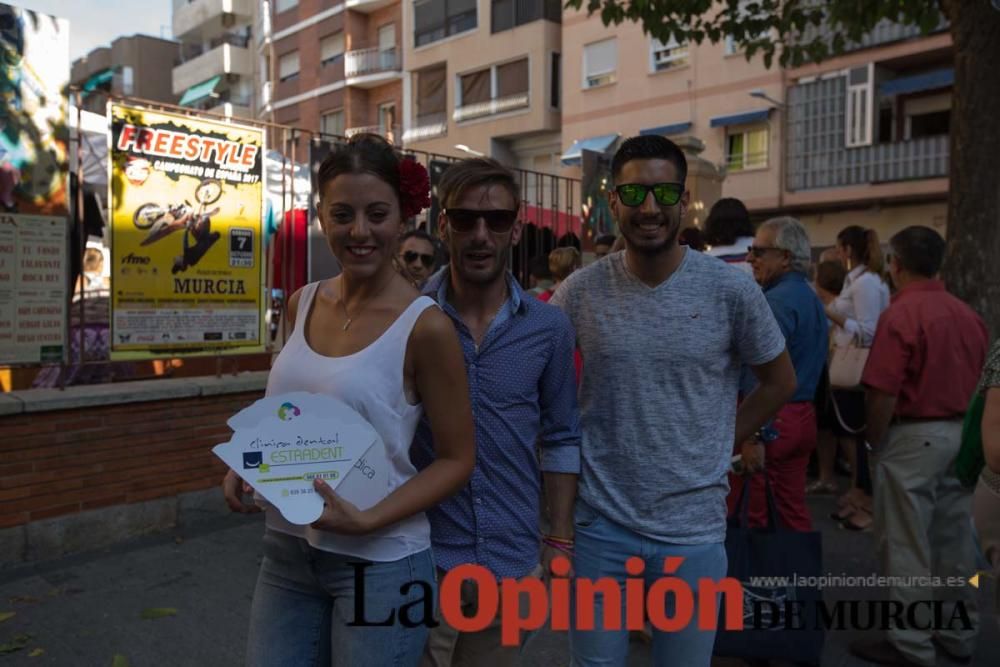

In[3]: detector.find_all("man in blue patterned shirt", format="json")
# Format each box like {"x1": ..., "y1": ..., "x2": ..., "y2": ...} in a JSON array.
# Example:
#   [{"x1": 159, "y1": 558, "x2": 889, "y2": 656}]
[{"x1": 411, "y1": 158, "x2": 581, "y2": 667}]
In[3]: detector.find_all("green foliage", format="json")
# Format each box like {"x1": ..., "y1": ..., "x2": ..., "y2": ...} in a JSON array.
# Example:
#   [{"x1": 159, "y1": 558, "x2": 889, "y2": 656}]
[{"x1": 563, "y1": 0, "x2": 945, "y2": 68}]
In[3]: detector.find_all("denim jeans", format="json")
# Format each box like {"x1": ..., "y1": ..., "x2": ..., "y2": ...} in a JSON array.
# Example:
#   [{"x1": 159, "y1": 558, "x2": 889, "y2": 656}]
[
  {"x1": 569, "y1": 500, "x2": 728, "y2": 667},
  {"x1": 246, "y1": 529, "x2": 436, "y2": 667}
]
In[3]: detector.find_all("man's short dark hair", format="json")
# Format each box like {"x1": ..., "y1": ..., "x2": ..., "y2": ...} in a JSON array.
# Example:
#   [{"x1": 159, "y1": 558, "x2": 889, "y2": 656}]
[
  {"x1": 401, "y1": 228, "x2": 434, "y2": 246},
  {"x1": 436, "y1": 157, "x2": 520, "y2": 210},
  {"x1": 594, "y1": 234, "x2": 616, "y2": 247},
  {"x1": 703, "y1": 198, "x2": 754, "y2": 247},
  {"x1": 610, "y1": 135, "x2": 688, "y2": 184},
  {"x1": 889, "y1": 226, "x2": 946, "y2": 278}
]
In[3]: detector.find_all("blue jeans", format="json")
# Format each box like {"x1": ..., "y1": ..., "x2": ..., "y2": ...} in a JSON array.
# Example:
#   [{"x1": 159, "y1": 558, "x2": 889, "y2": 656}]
[
  {"x1": 569, "y1": 500, "x2": 728, "y2": 667},
  {"x1": 247, "y1": 529, "x2": 436, "y2": 667}
]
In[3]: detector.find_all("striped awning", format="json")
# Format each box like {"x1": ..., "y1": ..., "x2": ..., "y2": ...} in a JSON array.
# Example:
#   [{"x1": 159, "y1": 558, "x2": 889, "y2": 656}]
[
  {"x1": 179, "y1": 76, "x2": 222, "y2": 107},
  {"x1": 82, "y1": 68, "x2": 114, "y2": 93},
  {"x1": 879, "y1": 68, "x2": 954, "y2": 96},
  {"x1": 639, "y1": 122, "x2": 692, "y2": 136},
  {"x1": 709, "y1": 109, "x2": 771, "y2": 128}
]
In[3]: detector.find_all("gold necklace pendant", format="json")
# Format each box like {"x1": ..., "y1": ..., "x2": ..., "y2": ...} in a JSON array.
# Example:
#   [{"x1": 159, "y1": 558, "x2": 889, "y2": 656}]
[{"x1": 338, "y1": 274, "x2": 393, "y2": 333}]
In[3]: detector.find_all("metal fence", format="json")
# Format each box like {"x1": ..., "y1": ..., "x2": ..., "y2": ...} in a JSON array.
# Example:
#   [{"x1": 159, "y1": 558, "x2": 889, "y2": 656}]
[{"x1": 12, "y1": 91, "x2": 582, "y2": 388}]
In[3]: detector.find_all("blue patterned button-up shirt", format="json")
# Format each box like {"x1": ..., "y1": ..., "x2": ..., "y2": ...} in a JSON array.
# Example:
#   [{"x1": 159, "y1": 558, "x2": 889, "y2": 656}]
[{"x1": 410, "y1": 267, "x2": 581, "y2": 579}]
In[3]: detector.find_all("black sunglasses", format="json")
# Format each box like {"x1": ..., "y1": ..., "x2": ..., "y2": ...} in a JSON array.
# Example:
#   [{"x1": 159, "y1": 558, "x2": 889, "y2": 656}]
[
  {"x1": 444, "y1": 208, "x2": 518, "y2": 234},
  {"x1": 403, "y1": 250, "x2": 435, "y2": 268},
  {"x1": 614, "y1": 182, "x2": 684, "y2": 207},
  {"x1": 747, "y1": 245, "x2": 786, "y2": 258}
]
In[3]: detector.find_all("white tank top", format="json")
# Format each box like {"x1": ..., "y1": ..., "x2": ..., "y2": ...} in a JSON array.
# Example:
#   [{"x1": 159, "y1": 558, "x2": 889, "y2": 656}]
[{"x1": 262, "y1": 281, "x2": 437, "y2": 561}]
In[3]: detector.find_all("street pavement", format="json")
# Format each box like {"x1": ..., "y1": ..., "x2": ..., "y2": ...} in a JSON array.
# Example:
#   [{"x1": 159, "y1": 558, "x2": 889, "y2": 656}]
[{"x1": 0, "y1": 495, "x2": 996, "y2": 666}]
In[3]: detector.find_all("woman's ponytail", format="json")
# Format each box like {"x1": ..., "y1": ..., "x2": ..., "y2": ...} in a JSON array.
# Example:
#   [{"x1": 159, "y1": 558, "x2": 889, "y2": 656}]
[{"x1": 864, "y1": 228, "x2": 884, "y2": 276}]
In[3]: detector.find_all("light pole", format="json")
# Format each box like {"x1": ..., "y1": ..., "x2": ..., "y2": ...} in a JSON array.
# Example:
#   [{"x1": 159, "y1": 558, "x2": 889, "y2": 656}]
[{"x1": 749, "y1": 88, "x2": 785, "y2": 108}]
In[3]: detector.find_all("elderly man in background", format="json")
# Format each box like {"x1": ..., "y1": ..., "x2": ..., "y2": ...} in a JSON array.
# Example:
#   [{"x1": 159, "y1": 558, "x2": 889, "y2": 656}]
[
  {"x1": 731, "y1": 217, "x2": 828, "y2": 531},
  {"x1": 852, "y1": 226, "x2": 987, "y2": 667}
]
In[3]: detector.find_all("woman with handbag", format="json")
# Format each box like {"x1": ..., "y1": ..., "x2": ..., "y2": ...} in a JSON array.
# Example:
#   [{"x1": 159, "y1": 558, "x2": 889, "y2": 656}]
[{"x1": 824, "y1": 226, "x2": 889, "y2": 531}]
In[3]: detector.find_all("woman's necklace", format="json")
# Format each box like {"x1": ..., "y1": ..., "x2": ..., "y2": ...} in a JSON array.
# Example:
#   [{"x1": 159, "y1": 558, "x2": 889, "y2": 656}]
[{"x1": 338, "y1": 275, "x2": 394, "y2": 331}]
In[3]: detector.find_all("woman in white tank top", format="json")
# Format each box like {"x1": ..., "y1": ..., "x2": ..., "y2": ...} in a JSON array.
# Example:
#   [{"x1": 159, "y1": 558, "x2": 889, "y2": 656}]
[
  {"x1": 824, "y1": 225, "x2": 889, "y2": 533},
  {"x1": 223, "y1": 135, "x2": 475, "y2": 667}
]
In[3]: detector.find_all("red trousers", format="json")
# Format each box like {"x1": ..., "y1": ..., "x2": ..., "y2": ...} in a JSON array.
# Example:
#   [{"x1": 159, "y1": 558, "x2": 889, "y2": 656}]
[{"x1": 727, "y1": 402, "x2": 818, "y2": 532}]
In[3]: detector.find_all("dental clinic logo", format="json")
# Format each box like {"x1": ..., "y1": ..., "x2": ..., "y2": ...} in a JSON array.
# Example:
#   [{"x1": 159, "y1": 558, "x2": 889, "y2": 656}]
[{"x1": 277, "y1": 402, "x2": 301, "y2": 421}]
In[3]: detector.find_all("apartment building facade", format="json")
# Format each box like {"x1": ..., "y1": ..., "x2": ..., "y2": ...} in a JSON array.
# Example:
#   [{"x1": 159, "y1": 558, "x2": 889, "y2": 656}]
[
  {"x1": 71, "y1": 35, "x2": 181, "y2": 114},
  {"x1": 560, "y1": 7, "x2": 784, "y2": 229},
  {"x1": 401, "y1": 0, "x2": 563, "y2": 175},
  {"x1": 782, "y1": 21, "x2": 951, "y2": 245},
  {"x1": 172, "y1": 0, "x2": 259, "y2": 119},
  {"x1": 263, "y1": 0, "x2": 403, "y2": 153},
  {"x1": 560, "y1": 8, "x2": 953, "y2": 246}
]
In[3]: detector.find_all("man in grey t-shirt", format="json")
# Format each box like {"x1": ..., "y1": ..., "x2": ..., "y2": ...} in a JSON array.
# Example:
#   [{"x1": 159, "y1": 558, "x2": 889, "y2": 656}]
[{"x1": 550, "y1": 135, "x2": 796, "y2": 666}]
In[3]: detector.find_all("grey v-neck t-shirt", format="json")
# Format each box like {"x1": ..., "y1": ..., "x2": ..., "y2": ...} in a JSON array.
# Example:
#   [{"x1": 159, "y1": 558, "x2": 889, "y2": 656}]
[{"x1": 549, "y1": 248, "x2": 786, "y2": 544}]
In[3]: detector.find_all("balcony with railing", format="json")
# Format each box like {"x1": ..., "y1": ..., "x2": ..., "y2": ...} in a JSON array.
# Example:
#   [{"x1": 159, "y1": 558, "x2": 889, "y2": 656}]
[
  {"x1": 453, "y1": 93, "x2": 529, "y2": 123},
  {"x1": 172, "y1": 0, "x2": 254, "y2": 41},
  {"x1": 787, "y1": 134, "x2": 948, "y2": 191},
  {"x1": 172, "y1": 39, "x2": 253, "y2": 94},
  {"x1": 344, "y1": 46, "x2": 402, "y2": 87}
]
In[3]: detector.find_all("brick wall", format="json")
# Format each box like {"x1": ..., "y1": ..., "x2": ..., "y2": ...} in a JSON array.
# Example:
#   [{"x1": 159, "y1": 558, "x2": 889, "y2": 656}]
[{"x1": 0, "y1": 391, "x2": 262, "y2": 530}]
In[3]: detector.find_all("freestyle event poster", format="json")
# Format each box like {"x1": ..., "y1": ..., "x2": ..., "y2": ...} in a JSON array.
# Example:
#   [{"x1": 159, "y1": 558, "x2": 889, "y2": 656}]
[
  {"x1": 109, "y1": 103, "x2": 264, "y2": 359},
  {"x1": 0, "y1": 4, "x2": 69, "y2": 365}
]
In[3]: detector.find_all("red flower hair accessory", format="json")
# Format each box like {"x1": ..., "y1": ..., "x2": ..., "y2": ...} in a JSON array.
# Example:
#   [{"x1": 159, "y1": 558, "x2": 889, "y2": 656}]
[{"x1": 399, "y1": 158, "x2": 431, "y2": 219}]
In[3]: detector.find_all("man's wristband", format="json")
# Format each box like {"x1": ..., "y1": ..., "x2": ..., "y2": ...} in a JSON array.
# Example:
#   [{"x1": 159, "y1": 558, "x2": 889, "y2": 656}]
[{"x1": 542, "y1": 536, "x2": 574, "y2": 555}]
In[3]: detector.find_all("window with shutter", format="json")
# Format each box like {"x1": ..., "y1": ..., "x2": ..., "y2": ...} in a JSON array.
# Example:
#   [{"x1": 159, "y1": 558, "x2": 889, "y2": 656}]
[
  {"x1": 725, "y1": 126, "x2": 769, "y2": 171},
  {"x1": 414, "y1": 0, "x2": 478, "y2": 47},
  {"x1": 321, "y1": 33, "x2": 344, "y2": 66},
  {"x1": 583, "y1": 39, "x2": 616, "y2": 88},
  {"x1": 321, "y1": 110, "x2": 344, "y2": 136},
  {"x1": 278, "y1": 51, "x2": 300, "y2": 82},
  {"x1": 417, "y1": 64, "x2": 447, "y2": 124},
  {"x1": 650, "y1": 36, "x2": 688, "y2": 72},
  {"x1": 724, "y1": 0, "x2": 771, "y2": 55},
  {"x1": 460, "y1": 69, "x2": 491, "y2": 106},
  {"x1": 496, "y1": 59, "x2": 529, "y2": 98},
  {"x1": 492, "y1": 0, "x2": 514, "y2": 33},
  {"x1": 453, "y1": 58, "x2": 531, "y2": 121}
]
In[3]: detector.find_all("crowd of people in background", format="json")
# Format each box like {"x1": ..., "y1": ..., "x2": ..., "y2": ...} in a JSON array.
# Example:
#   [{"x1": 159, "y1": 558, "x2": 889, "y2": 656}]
[{"x1": 224, "y1": 132, "x2": 999, "y2": 667}]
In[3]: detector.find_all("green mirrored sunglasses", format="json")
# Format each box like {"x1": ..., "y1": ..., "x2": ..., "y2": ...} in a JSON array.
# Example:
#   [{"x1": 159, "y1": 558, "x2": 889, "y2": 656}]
[{"x1": 614, "y1": 182, "x2": 684, "y2": 207}]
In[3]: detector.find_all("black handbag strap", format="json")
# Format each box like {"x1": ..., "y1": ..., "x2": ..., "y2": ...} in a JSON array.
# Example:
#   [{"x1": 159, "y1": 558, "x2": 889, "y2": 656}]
[{"x1": 734, "y1": 473, "x2": 784, "y2": 532}]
